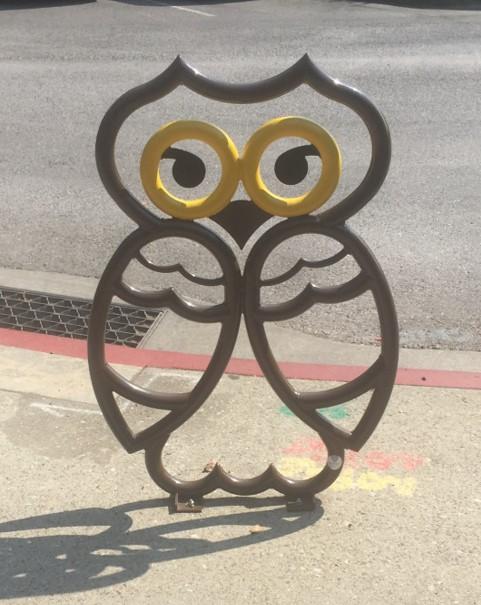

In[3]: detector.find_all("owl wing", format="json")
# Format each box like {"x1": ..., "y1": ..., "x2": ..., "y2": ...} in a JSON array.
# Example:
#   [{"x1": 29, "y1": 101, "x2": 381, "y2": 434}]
[
  {"x1": 88, "y1": 221, "x2": 242, "y2": 453},
  {"x1": 243, "y1": 215, "x2": 399, "y2": 451}
]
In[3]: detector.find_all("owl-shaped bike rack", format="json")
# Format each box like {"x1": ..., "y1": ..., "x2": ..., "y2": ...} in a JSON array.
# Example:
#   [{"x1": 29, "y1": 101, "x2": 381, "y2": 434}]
[{"x1": 88, "y1": 55, "x2": 399, "y2": 512}]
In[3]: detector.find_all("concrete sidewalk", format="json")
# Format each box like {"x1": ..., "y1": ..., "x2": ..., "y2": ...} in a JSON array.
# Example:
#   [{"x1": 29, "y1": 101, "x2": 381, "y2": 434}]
[{"x1": 0, "y1": 337, "x2": 480, "y2": 604}]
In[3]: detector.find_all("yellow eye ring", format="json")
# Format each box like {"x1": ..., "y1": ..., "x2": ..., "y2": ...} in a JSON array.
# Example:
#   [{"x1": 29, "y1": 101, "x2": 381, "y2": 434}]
[
  {"x1": 140, "y1": 120, "x2": 239, "y2": 220},
  {"x1": 241, "y1": 117, "x2": 342, "y2": 217}
]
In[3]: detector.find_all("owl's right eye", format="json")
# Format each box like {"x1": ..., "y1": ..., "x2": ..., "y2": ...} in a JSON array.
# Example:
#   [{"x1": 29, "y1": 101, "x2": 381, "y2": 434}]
[
  {"x1": 161, "y1": 146, "x2": 206, "y2": 189},
  {"x1": 140, "y1": 120, "x2": 239, "y2": 220}
]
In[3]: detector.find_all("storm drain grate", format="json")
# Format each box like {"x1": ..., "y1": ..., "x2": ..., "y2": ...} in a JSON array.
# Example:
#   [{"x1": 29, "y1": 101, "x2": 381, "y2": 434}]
[{"x1": 0, "y1": 287, "x2": 162, "y2": 347}]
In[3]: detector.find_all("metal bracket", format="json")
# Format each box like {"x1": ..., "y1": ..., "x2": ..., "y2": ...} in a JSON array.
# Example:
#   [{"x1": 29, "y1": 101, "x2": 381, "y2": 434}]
[
  {"x1": 285, "y1": 496, "x2": 316, "y2": 512},
  {"x1": 173, "y1": 493, "x2": 204, "y2": 513}
]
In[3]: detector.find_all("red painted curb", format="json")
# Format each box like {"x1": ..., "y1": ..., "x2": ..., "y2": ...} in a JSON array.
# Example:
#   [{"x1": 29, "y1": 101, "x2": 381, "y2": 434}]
[{"x1": 0, "y1": 327, "x2": 480, "y2": 390}]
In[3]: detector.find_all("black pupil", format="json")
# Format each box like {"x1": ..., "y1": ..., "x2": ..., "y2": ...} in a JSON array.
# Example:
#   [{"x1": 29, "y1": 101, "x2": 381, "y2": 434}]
[{"x1": 161, "y1": 146, "x2": 206, "y2": 189}]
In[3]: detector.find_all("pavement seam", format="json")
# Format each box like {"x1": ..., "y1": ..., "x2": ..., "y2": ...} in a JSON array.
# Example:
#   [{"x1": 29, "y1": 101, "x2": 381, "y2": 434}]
[{"x1": 0, "y1": 387, "x2": 96, "y2": 409}]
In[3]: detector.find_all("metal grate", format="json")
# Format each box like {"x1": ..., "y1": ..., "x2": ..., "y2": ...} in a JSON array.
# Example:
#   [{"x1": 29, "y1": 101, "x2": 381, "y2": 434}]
[{"x1": 0, "y1": 287, "x2": 162, "y2": 347}]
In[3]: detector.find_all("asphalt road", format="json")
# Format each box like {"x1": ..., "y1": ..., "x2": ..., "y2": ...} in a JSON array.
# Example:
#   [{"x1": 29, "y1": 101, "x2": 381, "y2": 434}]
[{"x1": 1, "y1": 0, "x2": 480, "y2": 350}]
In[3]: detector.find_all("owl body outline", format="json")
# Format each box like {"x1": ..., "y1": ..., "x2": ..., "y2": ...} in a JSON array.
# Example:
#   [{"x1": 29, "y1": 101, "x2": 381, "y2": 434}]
[{"x1": 88, "y1": 56, "x2": 399, "y2": 503}]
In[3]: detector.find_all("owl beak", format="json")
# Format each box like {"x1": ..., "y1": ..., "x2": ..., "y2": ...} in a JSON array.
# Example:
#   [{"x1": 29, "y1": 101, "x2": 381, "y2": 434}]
[{"x1": 210, "y1": 199, "x2": 272, "y2": 249}]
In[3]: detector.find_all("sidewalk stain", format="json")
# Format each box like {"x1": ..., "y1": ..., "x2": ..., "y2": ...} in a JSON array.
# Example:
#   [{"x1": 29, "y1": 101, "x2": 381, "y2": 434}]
[{"x1": 279, "y1": 437, "x2": 425, "y2": 497}]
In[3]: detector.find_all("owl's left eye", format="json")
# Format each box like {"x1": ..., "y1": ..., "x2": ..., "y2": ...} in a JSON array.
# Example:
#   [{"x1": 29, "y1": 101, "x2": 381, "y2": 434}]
[
  {"x1": 274, "y1": 144, "x2": 319, "y2": 186},
  {"x1": 242, "y1": 117, "x2": 342, "y2": 218},
  {"x1": 259, "y1": 139, "x2": 322, "y2": 200}
]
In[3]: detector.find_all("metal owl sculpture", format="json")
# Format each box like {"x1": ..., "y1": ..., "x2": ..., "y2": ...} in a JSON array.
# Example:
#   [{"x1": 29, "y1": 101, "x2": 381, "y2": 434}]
[{"x1": 88, "y1": 55, "x2": 399, "y2": 511}]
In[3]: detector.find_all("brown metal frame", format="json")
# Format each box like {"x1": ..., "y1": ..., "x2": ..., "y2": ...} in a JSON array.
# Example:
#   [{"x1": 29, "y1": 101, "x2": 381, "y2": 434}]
[{"x1": 88, "y1": 55, "x2": 399, "y2": 511}]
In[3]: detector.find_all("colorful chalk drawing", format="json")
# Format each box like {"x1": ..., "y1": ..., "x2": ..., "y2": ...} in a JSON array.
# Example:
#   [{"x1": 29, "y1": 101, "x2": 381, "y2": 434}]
[
  {"x1": 278, "y1": 437, "x2": 425, "y2": 497},
  {"x1": 279, "y1": 404, "x2": 349, "y2": 420}
]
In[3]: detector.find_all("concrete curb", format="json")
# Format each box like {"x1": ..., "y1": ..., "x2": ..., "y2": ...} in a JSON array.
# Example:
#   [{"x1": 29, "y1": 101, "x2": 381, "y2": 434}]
[
  {"x1": 1, "y1": 268, "x2": 480, "y2": 390},
  {"x1": 1, "y1": 328, "x2": 480, "y2": 390}
]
